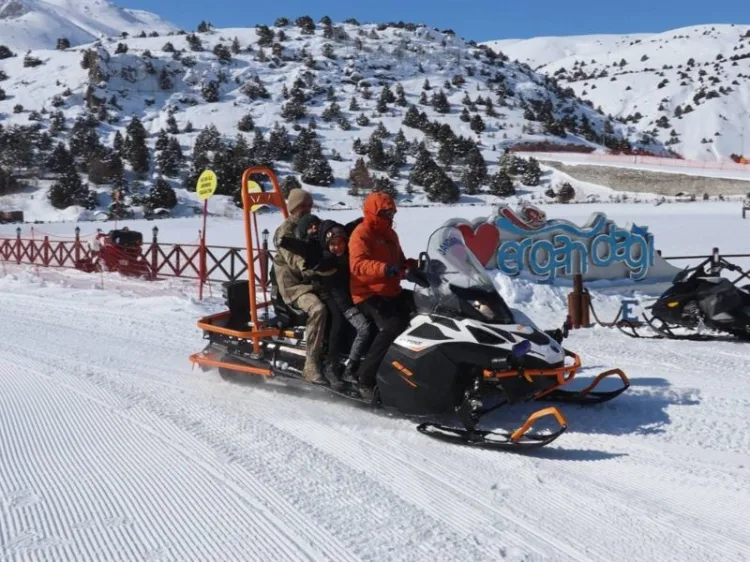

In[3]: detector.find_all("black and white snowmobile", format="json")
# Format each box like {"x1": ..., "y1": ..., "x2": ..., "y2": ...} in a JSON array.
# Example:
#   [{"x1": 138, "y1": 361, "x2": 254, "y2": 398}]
[
  {"x1": 191, "y1": 223, "x2": 630, "y2": 452},
  {"x1": 621, "y1": 255, "x2": 750, "y2": 341}
]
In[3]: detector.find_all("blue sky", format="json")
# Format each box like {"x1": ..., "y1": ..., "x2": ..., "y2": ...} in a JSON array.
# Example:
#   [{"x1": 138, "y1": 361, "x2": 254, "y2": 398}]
[{"x1": 123, "y1": 0, "x2": 744, "y2": 42}]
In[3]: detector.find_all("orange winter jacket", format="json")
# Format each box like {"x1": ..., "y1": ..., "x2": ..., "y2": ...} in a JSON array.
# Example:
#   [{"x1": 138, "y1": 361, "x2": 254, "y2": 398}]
[{"x1": 349, "y1": 192, "x2": 409, "y2": 304}]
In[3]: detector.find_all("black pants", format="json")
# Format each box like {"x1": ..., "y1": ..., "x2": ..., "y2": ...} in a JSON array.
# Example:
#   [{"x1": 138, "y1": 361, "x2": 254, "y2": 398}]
[
  {"x1": 323, "y1": 296, "x2": 348, "y2": 366},
  {"x1": 355, "y1": 291, "x2": 413, "y2": 388}
]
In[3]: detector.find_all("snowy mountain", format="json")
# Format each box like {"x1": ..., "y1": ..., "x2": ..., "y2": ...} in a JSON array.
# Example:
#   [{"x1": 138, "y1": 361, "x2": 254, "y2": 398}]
[
  {"x1": 0, "y1": 0, "x2": 177, "y2": 50},
  {"x1": 484, "y1": 24, "x2": 750, "y2": 161},
  {"x1": 0, "y1": 18, "x2": 672, "y2": 222}
]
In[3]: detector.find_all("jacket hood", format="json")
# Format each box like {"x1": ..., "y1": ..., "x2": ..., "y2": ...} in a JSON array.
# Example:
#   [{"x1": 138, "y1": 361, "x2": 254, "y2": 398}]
[
  {"x1": 295, "y1": 214, "x2": 321, "y2": 239},
  {"x1": 362, "y1": 192, "x2": 396, "y2": 230}
]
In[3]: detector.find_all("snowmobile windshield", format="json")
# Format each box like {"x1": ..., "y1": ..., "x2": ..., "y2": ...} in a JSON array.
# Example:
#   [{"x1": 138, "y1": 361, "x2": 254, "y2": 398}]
[{"x1": 414, "y1": 226, "x2": 515, "y2": 324}]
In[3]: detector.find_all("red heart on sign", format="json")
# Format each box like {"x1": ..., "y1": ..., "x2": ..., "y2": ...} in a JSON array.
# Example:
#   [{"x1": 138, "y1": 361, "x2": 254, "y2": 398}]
[{"x1": 456, "y1": 223, "x2": 500, "y2": 267}]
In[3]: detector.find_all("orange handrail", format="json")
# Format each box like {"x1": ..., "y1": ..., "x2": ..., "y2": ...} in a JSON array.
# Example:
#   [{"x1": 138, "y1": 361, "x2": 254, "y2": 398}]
[{"x1": 239, "y1": 167, "x2": 288, "y2": 354}]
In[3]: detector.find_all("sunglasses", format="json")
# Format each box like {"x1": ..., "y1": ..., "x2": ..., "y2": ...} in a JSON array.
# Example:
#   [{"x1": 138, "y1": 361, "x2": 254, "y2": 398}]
[{"x1": 378, "y1": 209, "x2": 396, "y2": 219}]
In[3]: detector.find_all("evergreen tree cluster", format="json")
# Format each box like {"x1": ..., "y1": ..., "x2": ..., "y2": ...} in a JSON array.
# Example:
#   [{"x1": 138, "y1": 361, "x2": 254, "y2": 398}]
[{"x1": 0, "y1": 165, "x2": 19, "y2": 195}]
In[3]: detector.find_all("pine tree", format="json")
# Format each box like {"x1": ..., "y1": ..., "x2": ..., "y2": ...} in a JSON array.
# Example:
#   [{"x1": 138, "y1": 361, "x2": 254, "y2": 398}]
[
  {"x1": 113, "y1": 130, "x2": 124, "y2": 154},
  {"x1": 395, "y1": 83, "x2": 407, "y2": 107},
  {"x1": 367, "y1": 137, "x2": 388, "y2": 170},
  {"x1": 155, "y1": 67, "x2": 172, "y2": 91},
  {"x1": 488, "y1": 170, "x2": 515, "y2": 197},
  {"x1": 166, "y1": 113, "x2": 179, "y2": 134},
  {"x1": 372, "y1": 175, "x2": 397, "y2": 199},
  {"x1": 438, "y1": 141, "x2": 455, "y2": 168},
  {"x1": 302, "y1": 144, "x2": 334, "y2": 186},
  {"x1": 155, "y1": 129, "x2": 170, "y2": 151},
  {"x1": 403, "y1": 106, "x2": 421, "y2": 128},
  {"x1": 349, "y1": 96, "x2": 360, "y2": 111},
  {"x1": 425, "y1": 169, "x2": 459, "y2": 203},
  {"x1": 281, "y1": 175, "x2": 301, "y2": 198},
  {"x1": 0, "y1": 165, "x2": 19, "y2": 195},
  {"x1": 149, "y1": 177, "x2": 177, "y2": 208},
  {"x1": 348, "y1": 157, "x2": 374, "y2": 191},
  {"x1": 557, "y1": 182, "x2": 576, "y2": 203},
  {"x1": 470, "y1": 114, "x2": 485, "y2": 134},
  {"x1": 201, "y1": 80, "x2": 220, "y2": 102},
  {"x1": 409, "y1": 147, "x2": 440, "y2": 187},
  {"x1": 431, "y1": 90, "x2": 450, "y2": 113},
  {"x1": 87, "y1": 147, "x2": 123, "y2": 185},
  {"x1": 45, "y1": 142, "x2": 74, "y2": 174},
  {"x1": 158, "y1": 137, "x2": 183, "y2": 177},
  {"x1": 267, "y1": 124, "x2": 293, "y2": 161},
  {"x1": 251, "y1": 129, "x2": 269, "y2": 166},
  {"x1": 193, "y1": 124, "x2": 222, "y2": 158},
  {"x1": 321, "y1": 101, "x2": 341, "y2": 122},
  {"x1": 238, "y1": 113, "x2": 255, "y2": 132},
  {"x1": 522, "y1": 157, "x2": 541, "y2": 186},
  {"x1": 281, "y1": 99, "x2": 306, "y2": 121},
  {"x1": 231, "y1": 37, "x2": 241, "y2": 54},
  {"x1": 48, "y1": 165, "x2": 87, "y2": 209},
  {"x1": 125, "y1": 116, "x2": 150, "y2": 174}
]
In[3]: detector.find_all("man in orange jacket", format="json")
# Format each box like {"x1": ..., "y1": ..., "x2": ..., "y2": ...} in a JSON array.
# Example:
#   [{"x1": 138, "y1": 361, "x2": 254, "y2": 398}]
[{"x1": 349, "y1": 192, "x2": 417, "y2": 399}]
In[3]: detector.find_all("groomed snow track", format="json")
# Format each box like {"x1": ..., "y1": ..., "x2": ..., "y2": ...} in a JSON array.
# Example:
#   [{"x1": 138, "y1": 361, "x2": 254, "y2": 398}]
[{"x1": 1, "y1": 272, "x2": 750, "y2": 562}]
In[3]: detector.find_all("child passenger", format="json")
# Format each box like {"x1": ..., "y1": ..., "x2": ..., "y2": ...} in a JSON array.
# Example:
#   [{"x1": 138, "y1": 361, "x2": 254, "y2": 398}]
[{"x1": 316, "y1": 220, "x2": 373, "y2": 386}]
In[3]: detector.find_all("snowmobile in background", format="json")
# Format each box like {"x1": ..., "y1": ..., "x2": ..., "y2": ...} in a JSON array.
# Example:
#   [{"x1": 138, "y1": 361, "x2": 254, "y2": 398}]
[
  {"x1": 621, "y1": 255, "x2": 750, "y2": 341},
  {"x1": 74, "y1": 228, "x2": 154, "y2": 279},
  {"x1": 190, "y1": 167, "x2": 630, "y2": 453}
]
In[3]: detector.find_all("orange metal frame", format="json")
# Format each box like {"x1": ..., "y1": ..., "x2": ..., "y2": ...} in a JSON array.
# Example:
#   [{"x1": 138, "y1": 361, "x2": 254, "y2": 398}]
[{"x1": 190, "y1": 167, "x2": 289, "y2": 373}]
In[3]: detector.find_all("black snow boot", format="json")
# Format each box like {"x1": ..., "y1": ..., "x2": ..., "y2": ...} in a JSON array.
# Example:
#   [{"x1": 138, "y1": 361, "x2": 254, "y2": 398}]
[
  {"x1": 324, "y1": 360, "x2": 345, "y2": 391},
  {"x1": 341, "y1": 359, "x2": 359, "y2": 384}
]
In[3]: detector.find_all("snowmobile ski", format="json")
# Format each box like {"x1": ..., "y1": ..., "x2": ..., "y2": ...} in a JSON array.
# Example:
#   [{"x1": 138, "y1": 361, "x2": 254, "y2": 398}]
[
  {"x1": 536, "y1": 368, "x2": 630, "y2": 405},
  {"x1": 417, "y1": 407, "x2": 568, "y2": 452}
]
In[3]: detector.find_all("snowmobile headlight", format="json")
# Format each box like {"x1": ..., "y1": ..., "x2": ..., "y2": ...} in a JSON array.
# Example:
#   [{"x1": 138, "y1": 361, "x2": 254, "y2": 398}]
[
  {"x1": 667, "y1": 301, "x2": 680, "y2": 308},
  {"x1": 512, "y1": 340, "x2": 531, "y2": 358}
]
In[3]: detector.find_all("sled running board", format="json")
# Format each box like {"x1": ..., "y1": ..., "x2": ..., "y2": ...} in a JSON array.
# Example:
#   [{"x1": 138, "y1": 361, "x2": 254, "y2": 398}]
[
  {"x1": 537, "y1": 369, "x2": 630, "y2": 405},
  {"x1": 189, "y1": 349, "x2": 273, "y2": 377},
  {"x1": 417, "y1": 407, "x2": 568, "y2": 452}
]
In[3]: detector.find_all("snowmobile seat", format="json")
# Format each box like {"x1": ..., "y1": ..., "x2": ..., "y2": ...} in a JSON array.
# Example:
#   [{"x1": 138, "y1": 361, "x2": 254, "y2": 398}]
[
  {"x1": 222, "y1": 280, "x2": 252, "y2": 330},
  {"x1": 268, "y1": 266, "x2": 308, "y2": 329},
  {"x1": 107, "y1": 229, "x2": 143, "y2": 247}
]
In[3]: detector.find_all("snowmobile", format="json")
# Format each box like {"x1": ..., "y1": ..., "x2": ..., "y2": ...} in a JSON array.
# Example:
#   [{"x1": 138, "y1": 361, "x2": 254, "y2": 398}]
[
  {"x1": 620, "y1": 254, "x2": 750, "y2": 341},
  {"x1": 75, "y1": 228, "x2": 154, "y2": 279},
  {"x1": 189, "y1": 167, "x2": 630, "y2": 452}
]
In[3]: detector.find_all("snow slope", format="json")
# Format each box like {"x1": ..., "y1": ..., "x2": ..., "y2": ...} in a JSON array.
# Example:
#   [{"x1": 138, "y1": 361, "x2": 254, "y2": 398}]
[
  {"x1": 484, "y1": 24, "x2": 750, "y2": 161},
  {"x1": 0, "y1": 0, "x2": 178, "y2": 50},
  {"x1": 0, "y1": 18, "x2": 670, "y2": 222}
]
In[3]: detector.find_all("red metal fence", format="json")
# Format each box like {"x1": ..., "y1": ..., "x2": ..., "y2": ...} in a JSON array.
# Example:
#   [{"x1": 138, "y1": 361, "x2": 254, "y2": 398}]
[{"x1": 0, "y1": 229, "x2": 272, "y2": 288}]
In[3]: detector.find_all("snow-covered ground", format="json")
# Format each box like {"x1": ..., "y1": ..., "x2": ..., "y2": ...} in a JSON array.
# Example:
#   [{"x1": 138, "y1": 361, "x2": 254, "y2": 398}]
[{"x1": 2, "y1": 203, "x2": 750, "y2": 561}]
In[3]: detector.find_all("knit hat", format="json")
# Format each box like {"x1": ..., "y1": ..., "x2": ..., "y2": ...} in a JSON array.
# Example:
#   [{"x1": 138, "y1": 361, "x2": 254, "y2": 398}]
[
  {"x1": 295, "y1": 214, "x2": 321, "y2": 239},
  {"x1": 318, "y1": 220, "x2": 347, "y2": 247},
  {"x1": 287, "y1": 188, "x2": 313, "y2": 214}
]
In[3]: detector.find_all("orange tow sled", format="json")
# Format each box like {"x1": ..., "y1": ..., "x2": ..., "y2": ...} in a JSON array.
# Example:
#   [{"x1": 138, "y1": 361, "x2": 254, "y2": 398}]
[{"x1": 190, "y1": 167, "x2": 629, "y2": 452}]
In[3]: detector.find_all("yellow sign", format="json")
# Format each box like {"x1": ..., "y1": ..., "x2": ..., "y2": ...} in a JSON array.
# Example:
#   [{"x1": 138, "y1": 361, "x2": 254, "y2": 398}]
[
  {"x1": 196, "y1": 170, "x2": 217, "y2": 200},
  {"x1": 247, "y1": 180, "x2": 269, "y2": 213}
]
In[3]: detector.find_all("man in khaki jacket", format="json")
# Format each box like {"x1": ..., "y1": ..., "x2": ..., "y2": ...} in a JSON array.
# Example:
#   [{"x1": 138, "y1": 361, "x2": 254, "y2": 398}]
[{"x1": 273, "y1": 188, "x2": 327, "y2": 384}]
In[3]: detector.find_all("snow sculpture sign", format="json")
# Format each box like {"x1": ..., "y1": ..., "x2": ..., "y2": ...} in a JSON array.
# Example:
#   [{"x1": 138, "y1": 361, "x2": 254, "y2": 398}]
[{"x1": 444, "y1": 204, "x2": 681, "y2": 284}]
